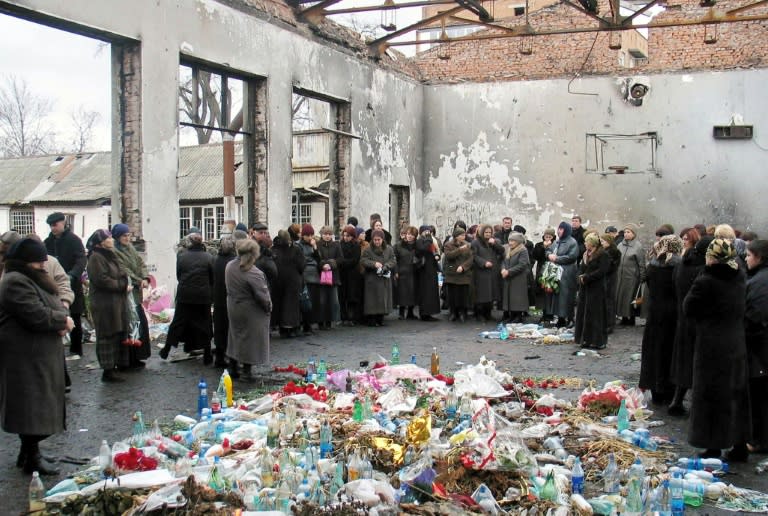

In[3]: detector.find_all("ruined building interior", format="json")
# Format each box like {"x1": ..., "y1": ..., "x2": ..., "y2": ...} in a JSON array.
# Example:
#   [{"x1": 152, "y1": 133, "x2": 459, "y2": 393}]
[{"x1": 0, "y1": 0, "x2": 765, "y2": 289}]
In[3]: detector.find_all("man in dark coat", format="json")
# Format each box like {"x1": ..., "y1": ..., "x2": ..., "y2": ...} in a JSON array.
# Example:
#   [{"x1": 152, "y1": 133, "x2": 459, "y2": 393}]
[
  {"x1": 252, "y1": 222, "x2": 278, "y2": 293},
  {"x1": 160, "y1": 228, "x2": 214, "y2": 363},
  {"x1": 272, "y1": 230, "x2": 306, "y2": 337},
  {"x1": 494, "y1": 217, "x2": 513, "y2": 245},
  {"x1": 44, "y1": 212, "x2": 86, "y2": 357},
  {"x1": 571, "y1": 215, "x2": 586, "y2": 263},
  {"x1": 212, "y1": 237, "x2": 237, "y2": 367},
  {"x1": 414, "y1": 225, "x2": 441, "y2": 321}
]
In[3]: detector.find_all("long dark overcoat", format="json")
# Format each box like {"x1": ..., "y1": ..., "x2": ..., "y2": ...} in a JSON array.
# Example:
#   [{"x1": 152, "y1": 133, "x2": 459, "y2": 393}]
[
  {"x1": 360, "y1": 244, "x2": 396, "y2": 315},
  {"x1": 393, "y1": 241, "x2": 417, "y2": 307},
  {"x1": 746, "y1": 263, "x2": 768, "y2": 449},
  {"x1": 87, "y1": 248, "x2": 130, "y2": 340},
  {"x1": 45, "y1": 228, "x2": 87, "y2": 314},
  {"x1": 670, "y1": 249, "x2": 705, "y2": 389},
  {"x1": 0, "y1": 270, "x2": 69, "y2": 435},
  {"x1": 213, "y1": 249, "x2": 237, "y2": 353},
  {"x1": 272, "y1": 239, "x2": 305, "y2": 329},
  {"x1": 338, "y1": 240, "x2": 363, "y2": 305},
  {"x1": 471, "y1": 237, "x2": 504, "y2": 305},
  {"x1": 501, "y1": 247, "x2": 530, "y2": 312},
  {"x1": 442, "y1": 239, "x2": 473, "y2": 286},
  {"x1": 683, "y1": 263, "x2": 750, "y2": 450},
  {"x1": 639, "y1": 255, "x2": 682, "y2": 396},
  {"x1": 415, "y1": 237, "x2": 441, "y2": 316},
  {"x1": 574, "y1": 249, "x2": 611, "y2": 348},
  {"x1": 549, "y1": 235, "x2": 579, "y2": 319},
  {"x1": 226, "y1": 259, "x2": 272, "y2": 366}
]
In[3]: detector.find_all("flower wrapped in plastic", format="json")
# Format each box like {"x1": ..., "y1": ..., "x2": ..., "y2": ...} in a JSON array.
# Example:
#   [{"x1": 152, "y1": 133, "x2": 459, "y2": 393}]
[
  {"x1": 539, "y1": 262, "x2": 562, "y2": 294},
  {"x1": 577, "y1": 382, "x2": 645, "y2": 417}
]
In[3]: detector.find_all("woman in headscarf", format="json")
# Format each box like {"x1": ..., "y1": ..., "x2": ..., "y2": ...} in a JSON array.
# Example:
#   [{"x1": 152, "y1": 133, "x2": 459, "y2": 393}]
[
  {"x1": 86, "y1": 229, "x2": 132, "y2": 382},
  {"x1": 600, "y1": 233, "x2": 622, "y2": 334},
  {"x1": 212, "y1": 236, "x2": 237, "y2": 366},
  {"x1": 615, "y1": 223, "x2": 646, "y2": 326},
  {"x1": 360, "y1": 229, "x2": 396, "y2": 326},
  {"x1": 533, "y1": 228, "x2": 556, "y2": 321},
  {"x1": 316, "y1": 226, "x2": 342, "y2": 330},
  {"x1": 393, "y1": 226, "x2": 418, "y2": 320},
  {"x1": 443, "y1": 227, "x2": 473, "y2": 322},
  {"x1": 471, "y1": 224, "x2": 505, "y2": 322},
  {"x1": 226, "y1": 239, "x2": 272, "y2": 381},
  {"x1": 338, "y1": 225, "x2": 363, "y2": 325},
  {"x1": 160, "y1": 228, "x2": 214, "y2": 363},
  {"x1": 546, "y1": 221, "x2": 579, "y2": 327},
  {"x1": 669, "y1": 229, "x2": 708, "y2": 415},
  {"x1": 298, "y1": 224, "x2": 321, "y2": 335},
  {"x1": 574, "y1": 233, "x2": 612, "y2": 349},
  {"x1": 639, "y1": 234, "x2": 683, "y2": 404},
  {"x1": 744, "y1": 239, "x2": 768, "y2": 456},
  {"x1": 415, "y1": 225, "x2": 441, "y2": 321},
  {"x1": 0, "y1": 238, "x2": 74, "y2": 474},
  {"x1": 111, "y1": 223, "x2": 151, "y2": 368},
  {"x1": 500, "y1": 232, "x2": 530, "y2": 324},
  {"x1": 272, "y1": 229, "x2": 305, "y2": 338},
  {"x1": 683, "y1": 238, "x2": 750, "y2": 460}
]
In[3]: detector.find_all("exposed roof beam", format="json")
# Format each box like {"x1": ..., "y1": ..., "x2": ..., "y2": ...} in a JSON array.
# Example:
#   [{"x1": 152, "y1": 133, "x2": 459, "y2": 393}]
[
  {"x1": 324, "y1": 0, "x2": 458, "y2": 16},
  {"x1": 368, "y1": 4, "x2": 467, "y2": 55},
  {"x1": 388, "y1": 11, "x2": 768, "y2": 46},
  {"x1": 727, "y1": 0, "x2": 768, "y2": 14},
  {"x1": 621, "y1": 0, "x2": 660, "y2": 25},
  {"x1": 447, "y1": 14, "x2": 522, "y2": 34},
  {"x1": 561, "y1": 0, "x2": 610, "y2": 25},
  {"x1": 299, "y1": 0, "x2": 344, "y2": 24}
]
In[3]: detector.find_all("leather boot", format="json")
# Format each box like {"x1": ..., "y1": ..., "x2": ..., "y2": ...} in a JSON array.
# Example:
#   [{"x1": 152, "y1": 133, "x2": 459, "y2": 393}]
[
  {"x1": 667, "y1": 387, "x2": 688, "y2": 416},
  {"x1": 24, "y1": 449, "x2": 60, "y2": 476},
  {"x1": 101, "y1": 369, "x2": 126, "y2": 383},
  {"x1": 449, "y1": 309, "x2": 458, "y2": 322}
]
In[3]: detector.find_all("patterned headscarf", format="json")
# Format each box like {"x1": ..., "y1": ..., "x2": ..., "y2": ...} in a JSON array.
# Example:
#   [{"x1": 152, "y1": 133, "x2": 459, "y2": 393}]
[
  {"x1": 706, "y1": 238, "x2": 738, "y2": 270},
  {"x1": 653, "y1": 234, "x2": 683, "y2": 264}
]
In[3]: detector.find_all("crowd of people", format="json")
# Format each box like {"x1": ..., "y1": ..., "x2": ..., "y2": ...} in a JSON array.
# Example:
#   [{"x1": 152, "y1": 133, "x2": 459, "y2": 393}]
[{"x1": 0, "y1": 209, "x2": 765, "y2": 473}]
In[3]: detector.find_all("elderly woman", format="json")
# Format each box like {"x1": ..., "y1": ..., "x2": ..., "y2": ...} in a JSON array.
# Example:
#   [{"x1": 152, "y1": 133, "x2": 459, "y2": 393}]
[
  {"x1": 574, "y1": 233, "x2": 612, "y2": 349},
  {"x1": 361, "y1": 229, "x2": 396, "y2": 326},
  {"x1": 683, "y1": 239, "x2": 750, "y2": 459},
  {"x1": 298, "y1": 224, "x2": 322, "y2": 335},
  {"x1": 533, "y1": 228, "x2": 556, "y2": 321},
  {"x1": 639, "y1": 234, "x2": 683, "y2": 404},
  {"x1": 415, "y1": 225, "x2": 442, "y2": 321},
  {"x1": 86, "y1": 229, "x2": 132, "y2": 382},
  {"x1": 0, "y1": 238, "x2": 74, "y2": 474},
  {"x1": 600, "y1": 233, "x2": 622, "y2": 334},
  {"x1": 443, "y1": 227, "x2": 474, "y2": 322},
  {"x1": 546, "y1": 221, "x2": 580, "y2": 328},
  {"x1": 669, "y1": 229, "x2": 708, "y2": 415},
  {"x1": 272, "y1": 229, "x2": 305, "y2": 338},
  {"x1": 226, "y1": 239, "x2": 272, "y2": 381},
  {"x1": 744, "y1": 240, "x2": 768, "y2": 456},
  {"x1": 472, "y1": 224, "x2": 505, "y2": 322},
  {"x1": 615, "y1": 223, "x2": 646, "y2": 326},
  {"x1": 212, "y1": 236, "x2": 237, "y2": 366},
  {"x1": 160, "y1": 228, "x2": 214, "y2": 363},
  {"x1": 316, "y1": 226, "x2": 342, "y2": 330},
  {"x1": 338, "y1": 225, "x2": 363, "y2": 326},
  {"x1": 394, "y1": 226, "x2": 418, "y2": 320},
  {"x1": 111, "y1": 224, "x2": 151, "y2": 368},
  {"x1": 500, "y1": 232, "x2": 530, "y2": 324}
]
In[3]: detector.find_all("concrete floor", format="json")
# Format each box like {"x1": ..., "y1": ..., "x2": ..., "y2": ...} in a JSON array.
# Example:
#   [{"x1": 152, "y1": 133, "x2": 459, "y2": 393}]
[{"x1": 1, "y1": 314, "x2": 765, "y2": 513}]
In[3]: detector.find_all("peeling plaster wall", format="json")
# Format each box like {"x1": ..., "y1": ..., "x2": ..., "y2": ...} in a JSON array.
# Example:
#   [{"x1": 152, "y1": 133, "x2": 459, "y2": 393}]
[
  {"x1": 3, "y1": 0, "x2": 424, "y2": 289},
  {"x1": 423, "y1": 70, "x2": 768, "y2": 241}
]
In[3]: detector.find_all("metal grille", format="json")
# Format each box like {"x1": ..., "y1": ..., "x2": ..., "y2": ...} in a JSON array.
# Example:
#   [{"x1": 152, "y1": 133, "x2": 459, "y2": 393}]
[{"x1": 10, "y1": 209, "x2": 34, "y2": 236}]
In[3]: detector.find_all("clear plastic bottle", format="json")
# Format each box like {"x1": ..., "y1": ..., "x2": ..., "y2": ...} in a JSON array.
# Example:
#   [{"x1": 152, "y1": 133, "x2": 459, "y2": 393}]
[
  {"x1": 131, "y1": 411, "x2": 146, "y2": 446},
  {"x1": 275, "y1": 480, "x2": 291, "y2": 512},
  {"x1": 352, "y1": 398, "x2": 363, "y2": 422},
  {"x1": 306, "y1": 356, "x2": 316, "y2": 383},
  {"x1": 197, "y1": 378, "x2": 208, "y2": 419},
  {"x1": 430, "y1": 347, "x2": 440, "y2": 376},
  {"x1": 391, "y1": 342, "x2": 400, "y2": 365},
  {"x1": 671, "y1": 471, "x2": 685, "y2": 516},
  {"x1": 210, "y1": 391, "x2": 222, "y2": 414},
  {"x1": 445, "y1": 388, "x2": 458, "y2": 420},
  {"x1": 29, "y1": 471, "x2": 45, "y2": 514},
  {"x1": 498, "y1": 323, "x2": 509, "y2": 340},
  {"x1": 658, "y1": 479, "x2": 672, "y2": 516},
  {"x1": 617, "y1": 398, "x2": 630, "y2": 433},
  {"x1": 677, "y1": 457, "x2": 727, "y2": 472},
  {"x1": 98, "y1": 439, "x2": 111, "y2": 472},
  {"x1": 209, "y1": 456, "x2": 226, "y2": 492},
  {"x1": 316, "y1": 359, "x2": 327, "y2": 385},
  {"x1": 267, "y1": 409, "x2": 280, "y2": 448},
  {"x1": 571, "y1": 456, "x2": 584, "y2": 494},
  {"x1": 221, "y1": 369, "x2": 233, "y2": 408},
  {"x1": 260, "y1": 449, "x2": 274, "y2": 488},
  {"x1": 459, "y1": 394, "x2": 473, "y2": 424},
  {"x1": 602, "y1": 452, "x2": 619, "y2": 494},
  {"x1": 320, "y1": 419, "x2": 333, "y2": 458}
]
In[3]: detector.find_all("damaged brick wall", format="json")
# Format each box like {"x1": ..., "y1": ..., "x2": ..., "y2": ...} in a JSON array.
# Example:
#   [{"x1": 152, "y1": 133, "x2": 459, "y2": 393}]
[
  {"x1": 329, "y1": 102, "x2": 352, "y2": 232},
  {"x1": 113, "y1": 42, "x2": 142, "y2": 237},
  {"x1": 413, "y1": 0, "x2": 768, "y2": 83},
  {"x1": 245, "y1": 79, "x2": 269, "y2": 226}
]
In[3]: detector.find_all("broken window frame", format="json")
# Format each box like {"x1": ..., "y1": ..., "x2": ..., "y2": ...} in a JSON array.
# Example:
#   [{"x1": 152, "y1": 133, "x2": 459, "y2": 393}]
[{"x1": 585, "y1": 132, "x2": 660, "y2": 177}]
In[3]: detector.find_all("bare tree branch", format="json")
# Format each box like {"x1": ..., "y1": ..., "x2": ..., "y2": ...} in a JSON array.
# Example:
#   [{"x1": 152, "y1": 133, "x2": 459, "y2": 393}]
[
  {"x1": 178, "y1": 69, "x2": 223, "y2": 144},
  {"x1": 0, "y1": 75, "x2": 56, "y2": 157},
  {"x1": 69, "y1": 106, "x2": 100, "y2": 153}
]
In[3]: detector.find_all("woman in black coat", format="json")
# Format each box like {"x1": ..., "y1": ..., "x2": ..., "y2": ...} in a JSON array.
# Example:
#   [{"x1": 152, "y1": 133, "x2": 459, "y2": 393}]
[
  {"x1": 574, "y1": 234, "x2": 611, "y2": 349},
  {"x1": 316, "y1": 226, "x2": 342, "y2": 330},
  {"x1": 0, "y1": 238, "x2": 74, "y2": 475},
  {"x1": 338, "y1": 225, "x2": 363, "y2": 325},
  {"x1": 745, "y1": 239, "x2": 768, "y2": 454},
  {"x1": 272, "y1": 230, "x2": 306, "y2": 338},
  {"x1": 683, "y1": 238, "x2": 750, "y2": 459},
  {"x1": 668, "y1": 230, "x2": 708, "y2": 415},
  {"x1": 471, "y1": 224, "x2": 505, "y2": 322},
  {"x1": 160, "y1": 230, "x2": 214, "y2": 363},
  {"x1": 360, "y1": 230, "x2": 396, "y2": 326},
  {"x1": 212, "y1": 237, "x2": 237, "y2": 366},
  {"x1": 394, "y1": 226, "x2": 419, "y2": 320},
  {"x1": 600, "y1": 234, "x2": 621, "y2": 334},
  {"x1": 639, "y1": 235, "x2": 683, "y2": 404},
  {"x1": 533, "y1": 228, "x2": 556, "y2": 320},
  {"x1": 414, "y1": 225, "x2": 442, "y2": 321}
]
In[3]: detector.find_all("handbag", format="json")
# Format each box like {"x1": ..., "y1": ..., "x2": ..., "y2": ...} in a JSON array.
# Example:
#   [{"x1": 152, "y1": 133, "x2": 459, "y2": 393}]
[
  {"x1": 631, "y1": 283, "x2": 644, "y2": 316},
  {"x1": 300, "y1": 285, "x2": 312, "y2": 312},
  {"x1": 320, "y1": 269, "x2": 334, "y2": 285}
]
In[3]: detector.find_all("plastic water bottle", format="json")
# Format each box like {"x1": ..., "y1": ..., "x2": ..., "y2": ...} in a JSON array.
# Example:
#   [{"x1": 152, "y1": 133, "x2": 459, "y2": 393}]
[
  {"x1": 98, "y1": 439, "x2": 112, "y2": 471},
  {"x1": 316, "y1": 359, "x2": 327, "y2": 385},
  {"x1": 571, "y1": 457, "x2": 584, "y2": 494},
  {"x1": 671, "y1": 471, "x2": 685, "y2": 516},
  {"x1": 445, "y1": 388, "x2": 458, "y2": 420},
  {"x1": 197, "y1": 378, "x2": 208, "y2": 419},
  {"x1": 210, "y1": 391, "x2": 221, "y2": 414},
  {"x1": 353, "y1": 398, "x2": 363, "y2": 422},
  {"x1": 306, "y1": 357, "x2": 316, "y2": 383},
  {"x1": 602, "y1": 453, "x2": 619, "y2": 494},
  {"x1": 479, "y1": 331, "x2": 501, "y2": 339},
  {"x1": 658, "y1": 479, "x2": 672, "y2": 516},
  {"x1": 617, "y1": 398, "x2": 630, "y2": 433},
  {"x1": 391, "y1": 342, "x2": 400, "y2": 365},
  {"x1": 29, "y1": 471, "x2": 45, "y2": 513},
  {"x1": 620, "y1": 429, "x2": 658, "y2": 451},
  {"x1": 430, "y1": 347, "x2": 440, "y2": 375},
  {"x1": 677, "y1": 457, "x2": 727, "y2": 472},
  {"x1": 498, "y1": 323, "x2": 509, "y2": 340},
  {"x1": 222, "y1": 369, "x2": 233, "y2": 408},
  {"x1": 320, "y1": 419, "x2": 333, "y2": 458},
  {"x1": 459, "y1": 394, "x2": 473, "y2": 424}
]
